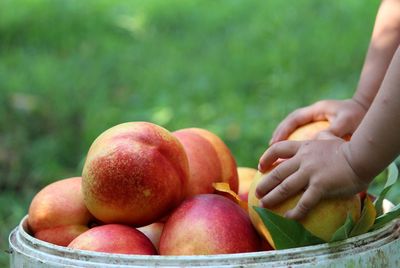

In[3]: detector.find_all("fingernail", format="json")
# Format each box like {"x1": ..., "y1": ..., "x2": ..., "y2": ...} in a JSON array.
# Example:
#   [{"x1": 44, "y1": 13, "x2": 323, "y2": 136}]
[
  {"x1": 255, "y1": 188, "x2": 262, "y2": 199},
  {"x1": 257, "y1": 163, "x2": 263, "y2": 172}
]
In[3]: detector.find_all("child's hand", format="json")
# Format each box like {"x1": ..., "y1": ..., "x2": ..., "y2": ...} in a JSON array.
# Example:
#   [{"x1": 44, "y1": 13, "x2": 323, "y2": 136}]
[
  {"x1": 270, "y1": 99, "x2": 367, "y2": 144},
  {"x1": 256, "y1": 135, "x2": 370, "y2": 220}
]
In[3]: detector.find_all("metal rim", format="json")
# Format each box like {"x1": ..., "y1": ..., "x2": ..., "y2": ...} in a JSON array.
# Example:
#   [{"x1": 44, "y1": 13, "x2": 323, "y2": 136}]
[{"x1": 9, "y1": 215, "x2": 400, "y2": 267}]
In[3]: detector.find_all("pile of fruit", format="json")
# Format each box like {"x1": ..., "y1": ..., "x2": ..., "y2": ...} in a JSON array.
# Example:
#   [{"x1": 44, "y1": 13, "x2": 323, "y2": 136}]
[{"x1": 27, "y1": 121, "x2": 365, "y2": 255}]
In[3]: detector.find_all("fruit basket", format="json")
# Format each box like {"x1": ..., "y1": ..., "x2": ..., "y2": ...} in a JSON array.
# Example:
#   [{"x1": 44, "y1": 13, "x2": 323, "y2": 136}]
[
  {"x1": 8, "y1": 213, "x2": 400, "y2": 267},
  {"x1": 8, "y1": 121, "x2": 400, "y2": 267}
]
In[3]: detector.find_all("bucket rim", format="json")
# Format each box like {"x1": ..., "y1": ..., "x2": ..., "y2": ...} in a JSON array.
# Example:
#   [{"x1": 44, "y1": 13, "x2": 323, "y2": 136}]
[{"x1": 9, "y1": 213, "x2": 400, "y2": 267}]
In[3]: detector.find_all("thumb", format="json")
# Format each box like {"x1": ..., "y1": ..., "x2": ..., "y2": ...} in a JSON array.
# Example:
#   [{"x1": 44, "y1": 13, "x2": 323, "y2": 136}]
[{"x1": 326, "y1": 119, "x2": 351, "y2": 138}]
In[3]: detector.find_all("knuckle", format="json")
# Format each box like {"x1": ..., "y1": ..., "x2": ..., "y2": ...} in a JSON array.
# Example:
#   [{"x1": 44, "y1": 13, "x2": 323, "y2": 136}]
[
  {"x1": 300, "y1": 140, "x2": 311, "y2": 150},
  {"x1": 299, "y1": 154, "x2": 318, "y2": 170},
  {"x1": 296, "y1": 201, "x2": 311, "y2": 215},
  {"x1": 269, "y1": 143, "x2": 279, "y2": 153},
  {"x1": 297, "y1": 142, "x2": 311, "y2": 155},
  {"x1": 277, "y1": 182, "x2": 291, "y2": 198},
  {"x1": 300, "y1": 162, "x2": 313, "y2": 173},
  {"x1": 269, "y1": 169, "x2": 283, "y2": 184},
  {"x1": 288, "y1": 140, "x2": 300, "y2": 150},
  {"x1": 309, "y1": 178, "x2": 326, "y2": 192}
]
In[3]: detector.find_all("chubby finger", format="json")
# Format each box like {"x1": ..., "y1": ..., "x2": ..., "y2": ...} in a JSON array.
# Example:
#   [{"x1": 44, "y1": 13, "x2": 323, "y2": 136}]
[
  {"x1": 258, "y1": 141, "x2": 301, "y2": 173},
  {"x1": 258, "y1": 168, "x2": 308, "y2": 208},
  {"x1": 270, "y1": 109, "x2": 315, "y2": 144},
  {"x1": 270, "y1": 123, "x2": 298, "y2": 145},
  {"x1": 326, "y1": 118, "x2": 352, "y2": 138},
  {"x1": 284, "y1": 185, "x2": 323, "y2": 220},
  {"x1": 256, "y1": 159, "x2": 299, "y2": 199}
]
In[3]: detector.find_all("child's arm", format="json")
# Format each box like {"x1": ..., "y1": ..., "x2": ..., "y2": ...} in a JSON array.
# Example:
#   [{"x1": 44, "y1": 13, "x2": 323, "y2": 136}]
[
  {"x1": 270, "y1": 0, "x2": 400, "y2": 144},
  {"x1": 257, "y1": 45, "x2": 400, "y2": 220},
  {"x1": 353, "y1": 0, "x2": 400, "y2": 109}
]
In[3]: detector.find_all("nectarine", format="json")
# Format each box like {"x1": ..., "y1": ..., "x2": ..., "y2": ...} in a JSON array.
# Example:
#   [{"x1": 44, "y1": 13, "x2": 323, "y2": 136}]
[
  {"x1": 287, "y1": 121, "x2": 330, "y2": 141},
  {"x1": 173, "y1": 129, "x2": 222, "y2": 197},
  {"x1": 288, "y1": 120, "x2": 351, "y2": 141},
  {"x1": 82, "y1": 122, "x2": 190, "y2": 226},
  {"x1": 68, "y1": 224, "x2": 157, "y2": 255},
  {"x1": 183, "y1": 128, "x2": 239, "y2": 193},
  {"x1": 248, "y1": 172, "x2": 361, "y2": 248},
  {"x1": 237, "y1": 167, "x2": 258, "y2": 201},
  {"x1": 159, "y1": 194, "x2": 261, "y2": 255},
  {"x1": 28, "y1": 177, "x2": 93, "y2": 246}
]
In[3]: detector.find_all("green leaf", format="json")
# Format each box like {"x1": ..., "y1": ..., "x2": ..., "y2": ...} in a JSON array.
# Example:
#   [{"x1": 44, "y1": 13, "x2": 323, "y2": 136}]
[
  {"x1": 371, "y1": 203, "x2": 400, "y2": 230},
  {"x1": 374, "y1": 162, "x2": 399, "y2": 216},
  {"x1": 350, "y1": 195, "x2": 376, "y2": 237},
  {"x1": 253, "y1": 206, "x2": 324, "y2": 249},
  {"x1": 329, "y1": 213, "x2": 354, "y2": 242}
]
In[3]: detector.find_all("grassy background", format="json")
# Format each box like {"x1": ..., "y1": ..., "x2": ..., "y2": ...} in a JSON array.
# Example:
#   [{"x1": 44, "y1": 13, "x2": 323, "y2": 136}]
[{"x1": 1, "y1": 0, "x2": 398, "y2": 265}]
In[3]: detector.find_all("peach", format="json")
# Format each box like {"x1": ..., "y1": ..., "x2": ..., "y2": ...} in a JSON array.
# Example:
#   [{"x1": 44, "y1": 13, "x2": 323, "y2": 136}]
[
  {"x1": 68, "y1": 224, "x2": 157, "y2": 255},
  {"x1": 287, "y1": 121, "x2": 330, "y2": 140},
  {"x1": 248, "y1": 172, "x2": 361, "y2": 248},
  {"x1": 159, "y1": 194, "x2": 261, "y2": 255},
  {"x1": 173, "y1": 129, "x2": 222, "y2": 197},
  {"x1": 34, "y1": 225, "x2": 90, "y2": 247},
  {"x1": 82, "y1": 122, "x2": 190, "y2": 227},
  {"x1": 237, "y1": 167, "x2": 258, "y2": 201},
  {"x1": 137, "y1": 222, "x2": 164, "y2": 252},
  {"x1": 28, "y1": 177, "x2": 93, "y2": 246},
  {"x1": 183, "y1": 128, "x2": 239, "y2": 193},
  {"x1": 288, "y1": 120, "x2": 351, "y2": 141}
]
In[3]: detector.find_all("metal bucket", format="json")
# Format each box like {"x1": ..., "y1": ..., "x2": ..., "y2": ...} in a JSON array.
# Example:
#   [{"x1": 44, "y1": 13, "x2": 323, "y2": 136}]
[{"x1": 9, "y1": 203, "x2": 400, "y2": 268}]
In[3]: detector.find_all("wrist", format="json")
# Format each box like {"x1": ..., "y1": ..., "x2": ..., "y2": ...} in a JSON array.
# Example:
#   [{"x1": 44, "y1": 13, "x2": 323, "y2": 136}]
[
  {"x1": 351, "y1": 95, "x2": 370, "y2": 113},
  {"x1": 340, "y1": 141, "x2": 375, "y2": 186}
]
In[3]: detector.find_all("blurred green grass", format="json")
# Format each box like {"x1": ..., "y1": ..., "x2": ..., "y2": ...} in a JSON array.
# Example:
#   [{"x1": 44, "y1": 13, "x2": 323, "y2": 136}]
[{"x1": 2, "y1": 0, "x2": 398, "y2": 266}]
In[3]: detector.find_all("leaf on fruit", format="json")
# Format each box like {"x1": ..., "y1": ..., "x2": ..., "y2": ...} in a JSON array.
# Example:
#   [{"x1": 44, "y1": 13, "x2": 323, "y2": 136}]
[
  {"x1": 329, "y1": 213, "x2": 354, "y2": 242},
  {"x1": 213, "y1": 182, "x2": 247, "y2": 211},
  {"x1": 371, "y1": 203, "x2": 400, "y2": 231},
  {"x1": 253, "y1": 206, "x2": 324, "y2": 249},
  {"x1": 350, "y1": 195, "x2": 376, "y2": 237},
  {"x1": 374, "y1": 162, "x2": 399, "y2": 217}
]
